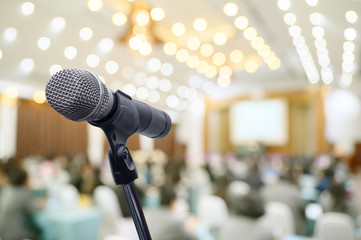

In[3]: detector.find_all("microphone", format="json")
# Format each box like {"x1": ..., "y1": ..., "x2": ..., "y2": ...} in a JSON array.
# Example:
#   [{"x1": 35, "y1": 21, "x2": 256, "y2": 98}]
[{"x1": 45, "y1": 69, "x2": 171, "y2": 139}]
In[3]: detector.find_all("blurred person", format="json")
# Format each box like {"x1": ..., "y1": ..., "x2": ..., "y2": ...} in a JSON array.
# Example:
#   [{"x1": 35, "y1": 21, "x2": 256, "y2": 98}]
[
  {"x1": 219, "y1": 181, "x2": 273, "y2": 240},
  {"x1": 0, "y1": 166, "x2": 43, "y2": 240},
  {"x1": 145, "y1": 184, "x2": 198, "y2": 240},
  {"x1": 319, "y1": 179, "x2": 359, "y2": 219},
  {"x1": 260, "y1": 170, "x2": 306, "y2": 235}
]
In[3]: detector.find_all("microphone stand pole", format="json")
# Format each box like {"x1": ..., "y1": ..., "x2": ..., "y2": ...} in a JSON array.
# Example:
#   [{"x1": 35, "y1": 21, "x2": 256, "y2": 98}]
[
  {"x1": 90, "y1": 90, "x2": 153, "y2": 239},
  {"x1": 108, "y1": 145, "x2": 152, "y2": 240}
]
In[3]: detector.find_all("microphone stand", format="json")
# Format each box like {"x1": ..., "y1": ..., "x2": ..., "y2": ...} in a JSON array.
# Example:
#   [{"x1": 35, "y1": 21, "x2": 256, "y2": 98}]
[
  {"x1": 107, "y1": 145, "x2": 152, "y2": 240},
  {"x1": 90, "y1": 91, "x2": 152, "y2": 240}
]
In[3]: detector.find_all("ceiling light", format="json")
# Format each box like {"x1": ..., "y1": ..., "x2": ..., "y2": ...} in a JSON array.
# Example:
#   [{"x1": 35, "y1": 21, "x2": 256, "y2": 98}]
[
  {"x1": 79, "y1": 27, "x2": 93, "y2": 41},
  {"x1": 204, "y1": 65, "x2": 217, "y2": 78},
  {"x1": 343, "y1": 41, "x2": 355, "y2": 52},
  {"x1": 147, "y1": 58, "x2": 161, "y2": 72},
  {"x1": 284, "y1": 12, "x2": 297, "y2": 25},
  {"x1": 187, "y1": 37, "x2": 201, "y2": 50},
  {"x1": 234, "y1": 16, "x2": 249, "y2": 30},
  {"x1": 251, "y1": 37, "x2": 265, "y2": 50},
  {"x1": 344, "y1": 28, "x2": 357, "y2": 41},
  {"x1": 176, "y1": 49, "x2": 189, "y2": 62},
  {"x1": 172, "y1": 23, "x2": 186, "y2": 36},
  {"x1": 288, "y1": 25, "x2": 301, "y2": 37},
  {"x1": 33, "y1": 90, "x2": 46, "y2": 104},
  {"x1": 0, "y1": 49, "x2": 2, "y2": 60},
  {"x1": 265, "y1": 52, "x2": 277, "y2": 64},
  {"x1": 136, "y1": 87, "x2": 149, "y2": 100},
  {"x1": 112, "y1": 13, "x2": 127, "y2": 26},
  {"x1": 160, "y1": 63, "x2": 173, "y2": 76},
  {"x1": 318, "y1": 55, "x2": 330, "y2": 67},
  {"x1": 3, "y1": 27, "x2": 17, "y2": 42},
  {"x1": 244, "y1": 60, "x2": 258, "y2": 73},
  {"x1": 134, "y1": 72, "x2": 146, "y2": 85},
  {"x1": 49, "y1": 64, "x2": 62, "y2": 75},
  {"x1": 321, "y1": 67, "x2": 333, "y2": 84},
  {"x1": 309, "y1": 12, "x2": 323, "y2": 25},
  {"x1": 213, "y1": 32, "x2": 227, "y2": 45},
  {"x1": 177, "y1": 85, "x2": 188, "y2": 98},
  {"x1": 277, "y1": 0, "x2": 291, "y2": 11},
  {"x1": 314, "y1": 38, "x2": 326, "y2": 49},
  {"x1": 21, "y1": 2, "x2": 35, "y2": 15},
  {"x1": 269, "y1": 58, "x2": 281, "y2": 70},
  {"x1": 341, "y1": 73, "x2": 352, "y2": 88},
  {"x1": 150, "y1": 7, "x2": 165, "y2": 21},
  {"x1": 305, "y1": 0, "x2": 318, "y2": 7},
  {"x1": 312, "y1": 26, "x2": 325, "y2": 39},
  {"x1": 136, "y1": 10, "x2": 150, "y2": 26},
  {"x1": 51, "y1": 17, "x2": 66, "y2": 32},
  {"x1": 293, "y1": 36, "x2": 306, "y2": 47},
  {"x1": 317, "y1": 48, "x2": 328, "y2": 57},
  {"x1": 217, "y1": 76, "x2": 231, "y2": 88},
  {"x1": 193, "y1": 18, "x2": 207, "y2": 31},
  {"x1": 187, "y1": 55, "x2": 200, "y2": 69},
  {"x1": 343, "y1": 52, "x2": 355, "y2": 63},
  {"x1": 230, "y1": 50, "x2": 243, "y2": 63},
  {"x1": 20, "y1": 58, "x2": 34, "y2": 73},
  {"x1": 200, "y1": 43, "x2": 214, "y2": 57},
  {"x1": 64, "y1": 46, "x2": 77, "y2": 60},
  {"x1": 86, "y1": 54, "x2": 100, "y2": 67},
  {"x1": 146, "y1": 76, "x2": 159, "y2": 89},
  {"x1": 88, "y1": 0, "x2": 103, "y2": 12},
  {"x1": 105, "y1": 61, "x2": 119, "y2": 74},
  {"x1": 148, "y1": 90, "x2": 160, "y2": 103},
  {"x1": 5, "y1": 86, "x2": 18, "y2": 100},
  {"x1": 219, "y1": 65, "x2": 232, "y2": 77},
  {"x1": 212, "y1": 52, "x2": 226, "y2": 66},
  {"x1": 121, "y1": 66, "x2": 135, "y2": 80},
  {"x1": 159, "y1": 79, "x2": 172, "y2": 92},
  {"x1": 163, "y1": 42, "x2": 177, "y2": 56},
  {"x1": 37, "y1": 37, "x2": 50, "y2": 50},
  {"x1": 243, "y1": 27, "x2": 258, "y2": 40},
  {"x1": 345, "y1": 10, "x2": 358, "y2": 24},
  {"x1": 223, "y1": 2, "x2": 238, "y2": 16},
  {"x1": 123, "y1": 83, "x2": 136, "y2": 96},
  {"x1": 99, "y1": 38, "x2": 114, "y2": 53},
  {"x1": 342, "y1": 62, "x2": 354, "y2": 73},
  {"x1": 258, "y1": 45, "x2": 271, "y2": 57},
  {"x1": 196, "y1": 61, "x2": 208, "y2": 73},
  {"x1": 166, "y1": 95, "x2": 179, "y2": 108}
]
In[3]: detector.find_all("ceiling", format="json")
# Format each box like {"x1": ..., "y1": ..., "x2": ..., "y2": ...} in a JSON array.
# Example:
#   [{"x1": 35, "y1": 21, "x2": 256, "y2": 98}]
[{"x1": 0, "y1": 0, "x2": 360, "y2": 110}]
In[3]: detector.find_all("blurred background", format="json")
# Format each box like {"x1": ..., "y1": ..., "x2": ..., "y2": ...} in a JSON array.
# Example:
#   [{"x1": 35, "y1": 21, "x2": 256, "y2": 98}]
[{"x1": 1, "y1": 0, "x2": 361, "y2": 239}]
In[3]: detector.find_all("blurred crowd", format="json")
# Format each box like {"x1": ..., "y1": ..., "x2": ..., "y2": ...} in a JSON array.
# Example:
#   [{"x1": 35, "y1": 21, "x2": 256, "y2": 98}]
[{"x1": 0, "y1": 149, "x2": 360, "y2": 240}]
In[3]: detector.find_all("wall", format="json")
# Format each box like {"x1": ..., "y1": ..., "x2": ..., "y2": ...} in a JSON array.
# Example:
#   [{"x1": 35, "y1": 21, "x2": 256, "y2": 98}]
[{"x1": 204, "y1": 87, "x2": 331, "y2": 155}]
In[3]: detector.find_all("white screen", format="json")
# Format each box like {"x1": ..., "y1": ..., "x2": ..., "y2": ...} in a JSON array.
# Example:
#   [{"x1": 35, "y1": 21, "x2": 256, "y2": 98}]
[{"x1": 230, "y1": 99, "x2": 288, "y2": 146}]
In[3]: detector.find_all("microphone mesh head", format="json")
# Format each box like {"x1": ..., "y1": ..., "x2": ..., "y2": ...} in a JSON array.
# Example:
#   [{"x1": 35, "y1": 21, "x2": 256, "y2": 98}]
[{"x1": 45, "y1": 69, "x2": 110, "y2": 121}]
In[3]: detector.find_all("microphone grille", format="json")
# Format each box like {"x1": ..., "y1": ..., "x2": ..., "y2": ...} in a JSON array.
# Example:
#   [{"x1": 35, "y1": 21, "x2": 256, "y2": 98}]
[{"x1": 45, "y1": 69, "x2": 110, "y2": 121}]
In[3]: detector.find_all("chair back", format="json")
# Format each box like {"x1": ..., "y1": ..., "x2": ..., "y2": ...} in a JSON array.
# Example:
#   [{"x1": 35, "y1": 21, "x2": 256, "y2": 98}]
[
  {"x1": 314, "y1": 212, "x2": 355, "y2": 240},
  {"x1": 58, "y1": 183, "x2": 80, "y2": 208},
  {"x1": 197, "y1": 194, "x2": 229, "y2": 229},
  {"x1": 260, "y1": 201, "x2": 295, "y2": 240}
]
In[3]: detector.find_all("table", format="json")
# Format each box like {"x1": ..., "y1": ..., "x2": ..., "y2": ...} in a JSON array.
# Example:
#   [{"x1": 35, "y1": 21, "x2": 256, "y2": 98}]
[{"x1": 34, "y1": 207, "x2": 101, "y2": 240}]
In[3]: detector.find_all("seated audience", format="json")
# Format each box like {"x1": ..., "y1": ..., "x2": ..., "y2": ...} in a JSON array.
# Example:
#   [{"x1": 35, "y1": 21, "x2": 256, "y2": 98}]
[
  {"x1": 145, "y1": 184, "x2": 198, "y2": 240},
  {"x1": 219, "y1": 181, "x2": 273, "y2": 240},
  {"x1": 0, "y1": 166, "x2": 42, "y2": 240},
  {"x1": 319, "y1": 179, "x2": 359, "y2": 219}
]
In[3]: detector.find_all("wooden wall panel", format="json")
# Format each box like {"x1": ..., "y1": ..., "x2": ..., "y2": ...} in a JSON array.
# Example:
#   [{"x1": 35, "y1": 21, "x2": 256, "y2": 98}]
[{"x1": 16, "y1": 99, "x2": 87, "y2": 158}]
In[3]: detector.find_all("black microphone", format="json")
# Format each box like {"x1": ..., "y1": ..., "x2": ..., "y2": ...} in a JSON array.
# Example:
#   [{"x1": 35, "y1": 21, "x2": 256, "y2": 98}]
[{"x1": 45, "y1": 69, "x2": 171, "y2": 139}]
